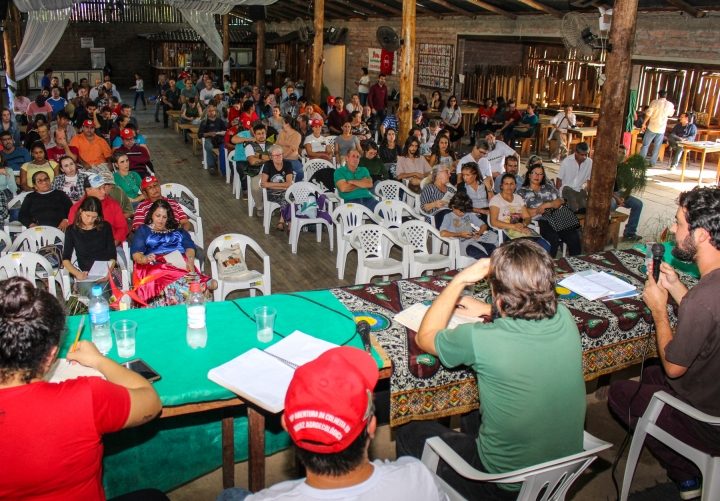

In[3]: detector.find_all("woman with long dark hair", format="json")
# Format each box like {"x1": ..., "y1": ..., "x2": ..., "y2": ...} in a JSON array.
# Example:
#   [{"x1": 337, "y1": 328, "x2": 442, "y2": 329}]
[
  {"x1": 396, "y1": 136, "x2": 431, "y2": 193},
  {"x1": 62, "y1": 196, "x2": 116, "y2": 281},
  {"x1": 441, "y1": 95, "x2": 463, "y2": 145}
]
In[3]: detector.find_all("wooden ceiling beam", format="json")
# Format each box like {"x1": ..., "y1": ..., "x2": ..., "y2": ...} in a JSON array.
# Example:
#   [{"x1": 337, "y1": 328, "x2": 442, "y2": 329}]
[
  {"x1": 326, "y1": 0, "x2": 372, "y2": 18},
  {"x1": 266, "y1": 4, "x2": 309, "y2": 21},
  {"x1": 514, "y1": 0, "x2": 563, "y2": 18},
  {"x1": 666, "y1": 0, "x2": 706, "y2": 17},
  {"x1": 356, "y1": 0, "x2": 402, "y2": 16},
  {"x1": 422, "y1": 0, "x2": 474, "y2": 16},
  {"x1": 462, "y1": 0, "x2": 517, "y2": 19}
]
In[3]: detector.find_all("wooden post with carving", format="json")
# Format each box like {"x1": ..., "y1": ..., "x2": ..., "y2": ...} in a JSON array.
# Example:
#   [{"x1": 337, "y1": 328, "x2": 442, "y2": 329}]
[
  {"x1": 310, "y1": 0, "x2": 324, "y2": 105},
  {"x1": 255, "y1": 20, "x2": 265, "y2": 87},
  {"x1": 222, "y1": 14, "x2": 230, "y2": 80},
  {"x1": 583, "y1": 0, "x2": 639, "y2": 252},
  {"x1": 2, "y1": 5, "x2": 16, "y2": 111},
  {"x1": 398, "y1": 0, "x2": 416, "y2": 143}
]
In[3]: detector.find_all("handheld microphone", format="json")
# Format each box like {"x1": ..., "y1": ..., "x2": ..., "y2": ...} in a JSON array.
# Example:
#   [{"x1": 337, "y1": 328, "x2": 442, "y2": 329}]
[
  {"x1": 356, "y1": 320, "x2": 372, "y2": 353},
  {"x1": 651, "y1": 243, "x2": 664, "y2": 283}
]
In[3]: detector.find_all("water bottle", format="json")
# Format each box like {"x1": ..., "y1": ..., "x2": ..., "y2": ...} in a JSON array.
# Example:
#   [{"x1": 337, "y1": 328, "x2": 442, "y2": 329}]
[
  {"x1": 186, "y1": 282, "x2": 207, "y2": 349},
  {"x1": 89, "y1": 285, "x2": 112, "y2": 355}
]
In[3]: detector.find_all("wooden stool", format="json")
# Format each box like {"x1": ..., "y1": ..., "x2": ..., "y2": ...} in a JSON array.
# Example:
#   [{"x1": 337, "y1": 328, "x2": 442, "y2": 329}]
[{"x1": 576, "y1": 211, "x2": 630, "y2": 249}]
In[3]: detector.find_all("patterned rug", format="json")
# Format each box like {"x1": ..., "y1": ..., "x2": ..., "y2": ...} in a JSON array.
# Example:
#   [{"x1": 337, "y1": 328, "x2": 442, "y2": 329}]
[{"x1": 331, "y1": 249, "x2": 698, "y2": 426}]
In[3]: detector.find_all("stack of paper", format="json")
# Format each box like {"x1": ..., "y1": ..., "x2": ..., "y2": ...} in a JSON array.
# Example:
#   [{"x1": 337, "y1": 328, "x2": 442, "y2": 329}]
[
  {"x1": 558, "y1": 270, "x2": 638, "y2": 301},
  {"x1": 207, "y1": 331, "x2": 337, "y2": 413},
  {"x1": 394, "y1": 302, "x2": 481, "y2": 332}
]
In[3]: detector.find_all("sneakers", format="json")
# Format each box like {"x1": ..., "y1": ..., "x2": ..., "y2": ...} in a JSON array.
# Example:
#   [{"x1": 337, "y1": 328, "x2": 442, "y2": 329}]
[
  {"x1": 623, "y1": 234, "x2": 642, "y2": 242},
  {"x1": 551, "y1": 158, "x2": 560, "y2": 164},
  {"x1": 677, "y1": 478, "x2": 701, "y2": 500}
]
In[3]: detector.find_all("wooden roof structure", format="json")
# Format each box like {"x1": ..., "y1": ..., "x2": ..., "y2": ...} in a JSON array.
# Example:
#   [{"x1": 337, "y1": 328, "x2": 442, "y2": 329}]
[{"x1": 237, "y1": 0, "x2": 718, "y2": 22}]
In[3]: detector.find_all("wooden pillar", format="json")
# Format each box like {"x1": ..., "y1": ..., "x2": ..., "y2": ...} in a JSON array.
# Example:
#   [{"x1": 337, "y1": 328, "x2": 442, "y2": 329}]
[
  {"x1": 310, "y1": 0, "x2": 324, "y2": 105},
  {"x1": 398, "y1": 0, "x2": 415, "y2": 142},
  {"x1": 582, "y1": 0, "x2": 639, "y2": 253},
  {"x1": 255, "y1": 20, "x2": 265, "y2": 87},
  {"x1": 2, "y1": 8, "x2": 16, "y2": 111},
  {"x1": 222, "y1": 15, "x2": 230, "y2": 79}
]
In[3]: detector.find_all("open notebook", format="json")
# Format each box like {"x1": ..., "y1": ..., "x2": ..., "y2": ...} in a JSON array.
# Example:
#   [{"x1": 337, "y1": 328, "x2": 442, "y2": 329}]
[
  {"x1": 207, "y1": 331, "x2": 337, "y2": 413},
  {"x1": 394, "y1": 302, "x2": 481, "y2": 333},
  {"x1": 44, "y1": 359, "x2": 105, "y2": 383}
]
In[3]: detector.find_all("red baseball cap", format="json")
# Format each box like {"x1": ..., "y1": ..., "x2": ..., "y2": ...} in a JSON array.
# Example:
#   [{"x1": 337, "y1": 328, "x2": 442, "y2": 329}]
[
  {"x1": 284, "y1": 347, "x2": 377, "y2": 454},
  {"x1": 82, "y1": 119, "x2": 94, "y2": 128},
  {"x1": 141, "y1": 175, "x2": 158, "y2": 190},
  {"x1": 310, "y1": 118, "x2": 323, "y2": 128},
  {"x1": 120, "y1": 128, "x2": 136, "y2": 139}
]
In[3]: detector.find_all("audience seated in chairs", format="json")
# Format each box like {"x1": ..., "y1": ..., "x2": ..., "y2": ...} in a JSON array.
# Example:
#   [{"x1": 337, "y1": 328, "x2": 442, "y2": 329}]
[
  {"x1": 427, "y1": 134, "x2": 458, "y2": 174},
  {"x1": 334, "y1": 150, "x2": 378, "y2": 211},
  {"x1": 440, "y1": 95, "x2": 463, "y2": 146},
  {"x1": 456, "y1": 160, "x2": 493, "y2": 218},
  {"x1": 69, "y1": 173, "x2": 129, "y2": 246},
  {"x1": 114, "y1": 128, "x2": 152, "y2": 176},
  {"x1": 20, "y1": 142, "x2": 58, "y2": 192},
  {"x1": 70, "y1": 118, "x2": 113, "y2": 171},
  {"x1": 51, "y1": 155, "x2": 88, "y2": 203},
  {"x1": 0, "y1": 276, "x2": 167, "y2": 500},
  {"x1": 507, "y1": 102, "x2": 539, "y2": 147},
  {"x1": 131, "y1": 175, "x2": 190, "y2": 233},
  {"x1": 359, "y1": 140, "x2": 389, "y2": 184},
  {"x1": 420, "y1": 164, "x2": 456, "y2": 228},
  {"x1": 303, "y1": 118, "x2": 333, "y2": 162},
  {"x1": 112, "y1": 152, "x2": 145, "y2": 208},
  {"x1": 261, "y1": 145, "x2": 294, "y2": 231},
  {"x1": 0, "y1": 130, "x2": 31, "y2": 175},
  {"x1": 666, "y1": 112, "x2": 698, "y2": 170},
  {"x1": 396, "y1": 239, "x2": 586, "y2": 500}
]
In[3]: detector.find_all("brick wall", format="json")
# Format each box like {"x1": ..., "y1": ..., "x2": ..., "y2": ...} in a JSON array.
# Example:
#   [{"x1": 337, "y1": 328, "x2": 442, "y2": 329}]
[{"x1": 43, "y1": 23, "x2": 180, "y2": 88}]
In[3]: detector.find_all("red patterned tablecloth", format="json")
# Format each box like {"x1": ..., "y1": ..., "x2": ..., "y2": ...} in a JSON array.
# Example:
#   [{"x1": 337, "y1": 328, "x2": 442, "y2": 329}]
[{"x1": 331, "y1": 249, "x2": 697, "y2": 426}]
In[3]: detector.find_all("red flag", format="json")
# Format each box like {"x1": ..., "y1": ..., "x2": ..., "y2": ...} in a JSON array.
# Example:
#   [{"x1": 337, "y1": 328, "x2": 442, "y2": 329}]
[{"x1": 380, "y1": 49, "x2": 394, "y2": 75}]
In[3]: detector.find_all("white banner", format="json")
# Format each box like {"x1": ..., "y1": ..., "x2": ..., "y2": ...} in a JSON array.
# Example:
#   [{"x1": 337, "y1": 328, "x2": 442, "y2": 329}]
[{"x1": 367, "y1": 48, "x2": 398, "y2": 75}]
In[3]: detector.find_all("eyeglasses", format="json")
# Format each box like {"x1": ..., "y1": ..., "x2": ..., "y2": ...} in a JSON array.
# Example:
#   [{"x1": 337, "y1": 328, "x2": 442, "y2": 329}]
[
  {"x1": 35, "y1": 177, "x2": 50, "y2": 183},
  {"x1": 270, "y1": 154, "x2": 282, "y2": 158}
]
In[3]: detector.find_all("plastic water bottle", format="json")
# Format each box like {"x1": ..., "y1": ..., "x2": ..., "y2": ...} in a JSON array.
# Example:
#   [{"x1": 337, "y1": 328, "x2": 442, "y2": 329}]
[
  {"x1": 89, "y1": 285, "x2": 112, "y2": 355},
  {"x1": 186, "y1": 282, "x2": 207, "y2": 349}
]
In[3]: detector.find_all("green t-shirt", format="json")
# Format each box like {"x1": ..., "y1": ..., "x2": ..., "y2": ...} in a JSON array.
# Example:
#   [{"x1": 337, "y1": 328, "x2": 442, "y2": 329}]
[
  {"x1": 435, "y1": 304, "x2": 585, "y2": 486},
  {"x1": 113, "y1": 171, "x2": 142, "y2": 200},
  {"x1": 334, "y1": 165, "x2": 373, "y2": 201}
]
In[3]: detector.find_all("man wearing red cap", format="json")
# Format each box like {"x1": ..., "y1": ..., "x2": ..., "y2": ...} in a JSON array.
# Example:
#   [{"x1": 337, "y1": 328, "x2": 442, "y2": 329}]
[
  {"x1": 115, "y1": 128, "x2": 152, "y2": 176},
  {"x1": 69, "y1": 119, "x2": 112, "y2": 170},
  {"x1": 218, "y1": 347, "x2": 447, "y2": 501},
  {"x1": 131, "y1": 175, "x2": 190, "y2": 232}
]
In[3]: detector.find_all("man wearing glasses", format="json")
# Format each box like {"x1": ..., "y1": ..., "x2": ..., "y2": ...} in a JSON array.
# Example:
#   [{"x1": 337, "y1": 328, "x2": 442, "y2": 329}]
[
  {"x1": 458, "y1": 139, "x2": 492, "y2": 180},
  {"x1": 556, "y1": 141, "x2": 592, "y2": 213}
]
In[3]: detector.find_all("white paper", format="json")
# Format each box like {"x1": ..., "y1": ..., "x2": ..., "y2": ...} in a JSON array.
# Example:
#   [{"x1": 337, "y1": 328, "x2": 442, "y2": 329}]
[
  {"x1": 559, "y1": 270, "x2": 636, "y2": 301},
  {"x1": 207, "y1": 331, "x2": 337, "y2": 413},
  {"x1": 163, "y1": 250, "x2": 187, "y2": 270},
  {"x1": 394, "y1": 302, "x2": 479, "y2": 333},
  {"x1": 45, "y1": 358, "x2": 105, "y2": 383},
  {"x1": 87, "y1": 260, "x2": 110, "y2": 280}
]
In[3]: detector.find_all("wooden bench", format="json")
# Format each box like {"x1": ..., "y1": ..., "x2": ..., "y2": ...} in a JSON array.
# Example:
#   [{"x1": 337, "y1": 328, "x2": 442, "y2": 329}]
[{"x1": 577, "y1": 211, "x2": 629, "y2": 249}]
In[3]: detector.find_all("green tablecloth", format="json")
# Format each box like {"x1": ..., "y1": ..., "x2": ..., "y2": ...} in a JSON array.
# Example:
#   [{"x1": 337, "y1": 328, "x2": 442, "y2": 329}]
[{"x1": 60, "y1": 290, "x2": 380, "y2": 496}]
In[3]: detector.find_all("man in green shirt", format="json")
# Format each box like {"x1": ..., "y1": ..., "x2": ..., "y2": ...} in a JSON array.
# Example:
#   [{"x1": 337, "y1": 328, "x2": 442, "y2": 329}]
[
  {"x1": 396, "y1": 239, "x2": 586, "y2": 499},
  {"x1": 334, "y1": 149, "x2": 378, "y2": 210}
]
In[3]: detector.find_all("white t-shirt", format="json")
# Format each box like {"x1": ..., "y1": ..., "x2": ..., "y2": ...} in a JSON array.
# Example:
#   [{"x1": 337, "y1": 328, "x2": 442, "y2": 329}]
[
  {"x1": 358, "y1": 75, "x2": 370, "y2": 94},
  {"x1": 246, "y1": 457, "x2": 448, "y2": 500},
  {"x1": 550, "y1": 111, "x2": 577, "y2": 133},
  {"x1": 458, "y1": 153, "x2": 492, "y2": 178},
  {"x1": 645, "y1": 98, "x2": 675, "y2": 134},
  {"x1": 485, "y1": 140, "x2": 517, "y2": 175},
  {"x1": 489, "y1": 193, "x2": 526, "y2": 224},
  {"x1": 304, "y1": 134, "x2": 329, "y2": 153},
  {"x1": 557, "y1": 155, "x2": 593, "y2": 191}
]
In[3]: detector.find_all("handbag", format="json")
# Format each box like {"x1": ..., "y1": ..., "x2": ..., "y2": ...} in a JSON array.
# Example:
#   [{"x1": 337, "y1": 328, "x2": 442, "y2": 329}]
[{"x1": 544, "y1": 204, "x2": 581, "y2": 233}]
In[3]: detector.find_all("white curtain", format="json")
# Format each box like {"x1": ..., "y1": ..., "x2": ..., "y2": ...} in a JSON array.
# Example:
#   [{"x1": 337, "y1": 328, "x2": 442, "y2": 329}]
[
  {"x1": 12, "y1": 0, "x2": 74, "y2": 80},
  {"x1": 166, "y1": 0, "x2": 277, "y2": 61}
]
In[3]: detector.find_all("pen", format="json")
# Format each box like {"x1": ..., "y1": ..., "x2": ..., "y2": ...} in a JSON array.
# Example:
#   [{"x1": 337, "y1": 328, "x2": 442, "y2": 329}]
[{"x1": 70, "y1": 317, "x2": 86, "y2": 353}]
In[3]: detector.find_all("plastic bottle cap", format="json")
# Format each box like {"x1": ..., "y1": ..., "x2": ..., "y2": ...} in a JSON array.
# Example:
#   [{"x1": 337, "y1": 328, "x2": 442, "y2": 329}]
[
  {"x1": 91, "y1": 285, "x2": 103, "y2": 296},
  {"x1": 189, "y1": 282, "x2": 201, "y2": 293}
]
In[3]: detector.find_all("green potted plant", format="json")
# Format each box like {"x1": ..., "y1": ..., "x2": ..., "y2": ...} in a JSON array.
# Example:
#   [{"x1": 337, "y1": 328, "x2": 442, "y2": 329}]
[{"x1": 616, "y1": 153, "x2": 648, "y2": 198}]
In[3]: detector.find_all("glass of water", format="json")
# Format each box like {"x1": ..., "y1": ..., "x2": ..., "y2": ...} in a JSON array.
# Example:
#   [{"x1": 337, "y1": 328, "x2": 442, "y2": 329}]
[{"x1": 113, "y1": 319, "x2": 137, "y2": 358}]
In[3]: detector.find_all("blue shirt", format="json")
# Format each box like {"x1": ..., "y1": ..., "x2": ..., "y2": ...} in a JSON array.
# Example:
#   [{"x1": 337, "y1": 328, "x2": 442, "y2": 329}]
[{"x1": 1, "y1": 147, "x2": 31, "y2": 174}]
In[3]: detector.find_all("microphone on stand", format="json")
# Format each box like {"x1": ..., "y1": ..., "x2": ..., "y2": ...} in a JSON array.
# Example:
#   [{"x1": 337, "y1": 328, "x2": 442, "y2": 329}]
[
  {"x1": 356, "y1": 320, "x2": 372, "y2": 353},
  {"x1": 652, "y1": 243, "x2": 665, "y2": 283}
]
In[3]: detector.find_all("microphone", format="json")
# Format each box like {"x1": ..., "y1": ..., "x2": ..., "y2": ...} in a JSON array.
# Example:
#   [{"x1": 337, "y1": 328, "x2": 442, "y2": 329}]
[
  {"x1": 652, "y1": 243, "x2": 664, "y2": 283},
  {"x1": 356, "y1": 320, "x2": 372, "y2": 353}
]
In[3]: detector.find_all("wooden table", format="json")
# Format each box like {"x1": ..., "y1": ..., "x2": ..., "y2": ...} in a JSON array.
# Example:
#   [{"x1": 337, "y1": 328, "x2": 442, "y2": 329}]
[
  {"x1": 678, "y1": 140, "x2": 720, "y2": 183},
  {"x1": 568, "y1": 126, "x2": 598, "y2": 150}
]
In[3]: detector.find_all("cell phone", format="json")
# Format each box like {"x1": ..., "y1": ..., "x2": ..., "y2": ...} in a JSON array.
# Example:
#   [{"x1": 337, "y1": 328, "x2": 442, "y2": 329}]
[{"x1": 123, "y1": 358, "x2": 161, "y2": 383}]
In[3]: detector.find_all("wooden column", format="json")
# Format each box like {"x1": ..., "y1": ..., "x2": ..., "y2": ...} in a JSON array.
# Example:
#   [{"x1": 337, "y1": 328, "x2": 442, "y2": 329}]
[
  {"x1": 582, "y1": 0, "x2": 639, "y2": 253},
  {"x1": 222, "y1": 14, "x2": 230, "y2": 78},
  {"x1": 2, "y1": 8, "x2": 16, "y2": 111},
  {"x1": 255, "y1": 20, "x2": 265, "y2": 87},
  {"x1": 398, "y1": 0, "x2": 416, "y2": 142},
  {"x1": 310, "y1": 0, "x2": 324, "y2": 105}
]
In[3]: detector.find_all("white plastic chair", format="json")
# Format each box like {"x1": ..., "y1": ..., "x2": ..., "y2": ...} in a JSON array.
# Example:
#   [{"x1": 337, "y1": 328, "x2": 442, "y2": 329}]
[
  {"x1": 0, "y1": 229, "x2": 11, "y2": 255},
  {"x1": 0, "y1": 251, "x2": 64, "y2": 298},
  {"x1": 207, "y1": 234, "x2": 271, "y2": 301},
  {"x1": 303, "y1": 158, "x2": 334, "y2": 183},
  {"x1": 4, "y1": 191, "x2": 29, "y2": 237},
  {"x1": 223, "y1": 147, "x2": 233, "y2": 185},
  {"x1": 373, "y1": 199, "x2": 422, "y2": 235},
  {"x1": 449, "y1": 239, "x2": 478, "y2": 270},
  {"x1": 285, "y1": 181, "x2": 334, "y2": 254},
  {"x1": 349, "y1": 224, "x2": 409, "y2": 284},
  {"x1": 160, "y1": 182, "x2": 200, "y2": 217},
  {"x1": 201, "y1": 137, "x2": 210, "y2": 170},
  {"x1": 262, "y1": 188, "x2": 283, "y2": 235},
  {"x1": 9, "y1": 225, "x2": 66, "y2": 252},
  {"x1": 398, "y1": 220, "x2": 455, "y2": 278},
  {"x1": 620, "y1": 391, "x2": 720, "y2": 501},
  {"x1": 375, "y1": 179, "x2": 421, "y2": 210},
  {"x1": 229, "y1": 151, "x2": 243, "y2": 200},
  {"x1": 422, "y1": 431, "x2": 612, "y2": 501},
  {"x1": 185, "y1": 211, "x2": 205, "y2": 251},
  {"x1": 332, "y1": 203, "x2": 380, "y2": 280}
]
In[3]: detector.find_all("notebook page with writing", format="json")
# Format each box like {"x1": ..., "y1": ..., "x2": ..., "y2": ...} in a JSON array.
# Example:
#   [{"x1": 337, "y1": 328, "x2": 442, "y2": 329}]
[{"x1": 45, "y1": 359, "x2": 105, "y2": 383}]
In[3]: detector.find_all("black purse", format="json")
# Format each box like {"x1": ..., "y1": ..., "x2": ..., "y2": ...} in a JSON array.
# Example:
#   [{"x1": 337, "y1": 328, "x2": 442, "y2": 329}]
[{"x1": 544, "y1": 204, "x2": 581, "y2": 233}]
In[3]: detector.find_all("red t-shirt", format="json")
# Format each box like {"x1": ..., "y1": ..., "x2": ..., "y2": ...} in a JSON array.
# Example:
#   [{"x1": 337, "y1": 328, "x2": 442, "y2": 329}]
[
  {"x1": 46, "y1": 145, "x2": 80, "y2": 163},
  {"x1": 132, "y1": 197, "x2": 188, "y2": 230},
  {"x1": 0, "y1": 377, "x2": 131, "y2": 500},
  {"x1": 69, "y1": 195, "x2": 129, "y2": 243}
]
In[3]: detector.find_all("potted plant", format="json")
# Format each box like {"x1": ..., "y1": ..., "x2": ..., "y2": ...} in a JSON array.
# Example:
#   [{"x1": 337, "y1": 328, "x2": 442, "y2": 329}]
[{"x1": 616, "y1": 153, "x2": 648, "y2": 198}]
